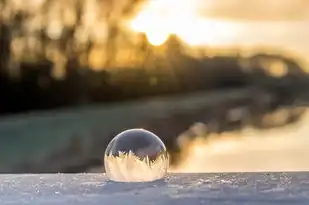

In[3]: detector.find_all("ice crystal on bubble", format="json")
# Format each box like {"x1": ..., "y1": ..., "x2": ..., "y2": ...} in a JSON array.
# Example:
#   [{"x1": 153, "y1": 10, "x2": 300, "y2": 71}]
[{"x1": 104, "y1": 129, "x2": 169, "y2": 182}]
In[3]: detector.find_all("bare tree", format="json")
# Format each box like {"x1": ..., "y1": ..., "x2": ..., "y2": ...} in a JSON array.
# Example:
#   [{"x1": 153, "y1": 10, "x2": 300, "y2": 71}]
[{"x1": 103, "y1": 0, "x2": 146, "y2": 67}]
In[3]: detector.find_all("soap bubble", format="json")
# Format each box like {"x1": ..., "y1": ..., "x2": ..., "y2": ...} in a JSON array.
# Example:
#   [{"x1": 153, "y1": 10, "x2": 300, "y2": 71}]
[{"x1": 104, "y1": 129, "x2": 169, "y2": 182}]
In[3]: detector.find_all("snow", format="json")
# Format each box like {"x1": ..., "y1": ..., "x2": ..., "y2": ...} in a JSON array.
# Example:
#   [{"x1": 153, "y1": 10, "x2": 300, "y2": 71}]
[{"x1": 0, "y1": 173, "x2": 309, "y2": 204}]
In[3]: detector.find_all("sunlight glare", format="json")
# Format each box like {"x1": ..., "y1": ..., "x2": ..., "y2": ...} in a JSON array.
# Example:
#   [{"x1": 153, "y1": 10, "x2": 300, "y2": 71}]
[
  {"x1": 130, "y1": 12, "x2": 170, "y2": 46},
  {"x1": 129, "y1": 0, "x2": 239, "y2": 47}
]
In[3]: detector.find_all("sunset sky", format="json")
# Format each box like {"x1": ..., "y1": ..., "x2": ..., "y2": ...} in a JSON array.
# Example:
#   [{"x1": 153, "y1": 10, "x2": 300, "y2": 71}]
[
  {"x1": 200, "y1": 0, "x2": 309, "y2": 21},
  {"x1": 130, "y1": 0, "x2": 309, "y2": 60}
]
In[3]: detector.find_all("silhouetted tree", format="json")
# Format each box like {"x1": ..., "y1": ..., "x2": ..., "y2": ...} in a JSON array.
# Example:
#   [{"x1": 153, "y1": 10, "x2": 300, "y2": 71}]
[{"x1": 0, "y1": 0, "x2": 308, "y2": 116}]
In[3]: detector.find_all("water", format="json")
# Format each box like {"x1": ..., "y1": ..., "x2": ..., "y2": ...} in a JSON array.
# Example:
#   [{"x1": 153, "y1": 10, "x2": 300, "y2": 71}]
[
  {"x1": 0, "y1": 87, "x2": 308, "y2": 173},
  {"x1": 0, "y1": 88, "x2": 250, "y2": 173},
  {"x1": 172, "y1": 108, "x2": 309, "y2": 173}
]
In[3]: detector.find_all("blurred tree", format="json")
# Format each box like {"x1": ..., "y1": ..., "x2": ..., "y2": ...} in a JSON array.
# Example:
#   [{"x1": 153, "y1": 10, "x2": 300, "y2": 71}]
[
  {"x1": 103, "y1": 0, "x2": 146, "y2": 67},
  {"x1": 0, "y1": 22, "x2": 11, "y2": 74},
  {"x1": 0, "y1": 0, "x2": 146, "y2": 75}
]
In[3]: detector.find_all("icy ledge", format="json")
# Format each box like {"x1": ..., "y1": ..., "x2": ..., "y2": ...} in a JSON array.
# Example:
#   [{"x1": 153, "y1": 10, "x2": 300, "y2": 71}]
[{"x1": 1, "y1": 173, "x2": 309, "y2": 205}]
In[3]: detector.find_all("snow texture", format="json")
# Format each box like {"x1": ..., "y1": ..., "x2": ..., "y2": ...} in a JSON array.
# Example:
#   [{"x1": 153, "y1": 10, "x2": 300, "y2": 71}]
[{"x1": 0, "y1": 173, "x2": 309, "y2": 205}]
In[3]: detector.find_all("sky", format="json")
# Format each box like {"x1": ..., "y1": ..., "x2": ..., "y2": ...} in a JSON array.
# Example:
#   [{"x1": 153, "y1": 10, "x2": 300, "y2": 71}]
[
  {"x1": 130, "y1": 0, "x2": 309, "y2": 55},
  {"x1": 201, "y1": 0, "x2": 309, "y2": 21}
]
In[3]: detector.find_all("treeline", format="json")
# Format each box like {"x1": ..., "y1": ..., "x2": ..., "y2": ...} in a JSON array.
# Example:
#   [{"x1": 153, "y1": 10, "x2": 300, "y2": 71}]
[
  {"x1": 0, "y1": 44, "x2": 306, "y2": 116},
  {"x1": 0, "y1": 0, "x2": 307, "y2": 115}
]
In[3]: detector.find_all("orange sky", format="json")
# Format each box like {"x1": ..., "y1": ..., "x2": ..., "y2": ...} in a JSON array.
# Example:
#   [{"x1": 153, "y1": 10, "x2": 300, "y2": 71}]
[
  {"x1": 128, "y1": 0, "x2": 309, "y2": 69},
  {"x1": 200, "y1": 0, "x2": 309, "y2": 21}
]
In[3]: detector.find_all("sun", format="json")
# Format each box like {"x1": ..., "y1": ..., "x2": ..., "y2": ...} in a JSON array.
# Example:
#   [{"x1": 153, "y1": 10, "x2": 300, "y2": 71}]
[
  {"x1": 129, "y1": 0, "x2": 239, "y2": 47},
  {"x1": 130, "y1": 9, "x2": 171, "y2": 46}
]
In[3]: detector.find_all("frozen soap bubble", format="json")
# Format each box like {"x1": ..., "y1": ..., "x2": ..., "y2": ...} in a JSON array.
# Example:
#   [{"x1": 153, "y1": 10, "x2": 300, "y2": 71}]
[{"x1": 104, "y1": 129, "x2": 169, "y2": 182}]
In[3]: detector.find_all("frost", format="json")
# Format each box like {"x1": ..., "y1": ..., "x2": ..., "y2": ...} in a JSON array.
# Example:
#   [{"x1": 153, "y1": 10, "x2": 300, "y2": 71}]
[{"x1": 105, "y1": 150, "x2": 168, "y2": 182}]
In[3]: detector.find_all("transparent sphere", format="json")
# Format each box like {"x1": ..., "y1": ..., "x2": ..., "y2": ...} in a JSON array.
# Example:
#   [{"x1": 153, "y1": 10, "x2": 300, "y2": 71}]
[{"x1": 104, "y1": 129, "x2": 169, "y2": 182}]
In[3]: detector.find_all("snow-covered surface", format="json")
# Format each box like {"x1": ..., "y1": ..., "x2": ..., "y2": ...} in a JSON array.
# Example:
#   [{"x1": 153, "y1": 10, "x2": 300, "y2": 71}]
[{"x1": 1, "y1": 173, "x2": 309, "y2": 204}]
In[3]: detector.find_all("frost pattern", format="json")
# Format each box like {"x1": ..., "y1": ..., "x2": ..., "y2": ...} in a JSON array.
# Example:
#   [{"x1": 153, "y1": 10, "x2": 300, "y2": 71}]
[{"x1": 105, "y1": 150, "x2": 169, "y2": 182}]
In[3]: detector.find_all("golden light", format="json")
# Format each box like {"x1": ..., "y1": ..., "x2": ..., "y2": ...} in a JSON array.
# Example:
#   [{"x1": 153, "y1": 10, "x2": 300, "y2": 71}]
[
  {"x1": 129, "y1": 0, "x2": 240, "y2": 47},
  {"x1": 130, "y1": 12, "x2": 170, "y2": 46},
  {"x1": 146, "y1": 31, "x2": 170, "y2": 46}
]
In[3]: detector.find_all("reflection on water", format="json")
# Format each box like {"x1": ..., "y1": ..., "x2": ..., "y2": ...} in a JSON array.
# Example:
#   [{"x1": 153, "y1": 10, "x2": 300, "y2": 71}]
[{"x1": 171, "y1": 107, "x2": 309, "y2": 173}]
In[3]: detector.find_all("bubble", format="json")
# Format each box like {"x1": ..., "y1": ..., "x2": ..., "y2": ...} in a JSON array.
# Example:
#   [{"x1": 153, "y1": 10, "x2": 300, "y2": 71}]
[{"x1": 104, "y1": 129, "x2": 169, "y2": 182}]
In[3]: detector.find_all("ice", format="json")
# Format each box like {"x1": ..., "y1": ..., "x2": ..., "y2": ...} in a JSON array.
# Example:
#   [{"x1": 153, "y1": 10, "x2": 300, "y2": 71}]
[
  {"x1": 0, "y1": 173, "x2": 309, "y2": 204},
  {"x1": 104, "y1": 129, "x2": 169, "y2": 182}
]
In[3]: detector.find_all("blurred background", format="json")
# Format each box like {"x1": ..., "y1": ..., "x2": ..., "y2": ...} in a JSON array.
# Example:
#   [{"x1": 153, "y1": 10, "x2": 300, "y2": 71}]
[{"x1": 0, "y1": 0, "x2": 309, "y2": 173}]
